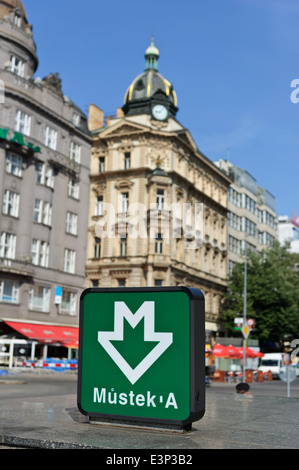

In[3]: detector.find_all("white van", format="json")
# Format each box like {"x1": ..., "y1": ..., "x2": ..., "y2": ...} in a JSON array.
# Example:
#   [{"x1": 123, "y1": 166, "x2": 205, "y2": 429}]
[{"x1": 258, "y1": 353, "x2": 284, "y2": 379}]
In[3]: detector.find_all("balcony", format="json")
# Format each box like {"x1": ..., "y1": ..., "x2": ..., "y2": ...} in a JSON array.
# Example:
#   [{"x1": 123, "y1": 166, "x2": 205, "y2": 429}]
[
  {"x1": 0, "y1": 258, "x2": 34, "y2": 277},
  {"x1": 48, "y1": 151, "x2": 80, "y2": 178}
]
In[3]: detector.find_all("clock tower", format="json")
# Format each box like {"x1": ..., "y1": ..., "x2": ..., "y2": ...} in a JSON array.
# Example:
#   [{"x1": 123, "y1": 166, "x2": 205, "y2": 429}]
[{"x1": 122, "y1": 39, "x2": 178, "y2": 120}]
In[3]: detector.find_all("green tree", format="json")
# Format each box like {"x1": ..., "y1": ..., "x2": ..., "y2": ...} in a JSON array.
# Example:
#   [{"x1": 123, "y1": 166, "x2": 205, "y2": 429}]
[{"x1": 220, "y1": 241, "x2": 299, "y2": 349}]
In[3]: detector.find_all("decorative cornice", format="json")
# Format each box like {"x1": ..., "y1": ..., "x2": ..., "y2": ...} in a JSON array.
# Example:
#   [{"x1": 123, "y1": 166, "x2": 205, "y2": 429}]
[{"x1": 109, "y1": 269, "x2": 131, "y2": 278}]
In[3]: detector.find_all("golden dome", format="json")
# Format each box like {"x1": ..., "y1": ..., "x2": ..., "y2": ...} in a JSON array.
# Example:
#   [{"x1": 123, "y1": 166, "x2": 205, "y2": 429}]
[
  {"x1": 123, "y1": 39, "x2": 178, "y2": 109},
  {"x1": 123, "y1": 70, "x2": 177, "y2": 108}
]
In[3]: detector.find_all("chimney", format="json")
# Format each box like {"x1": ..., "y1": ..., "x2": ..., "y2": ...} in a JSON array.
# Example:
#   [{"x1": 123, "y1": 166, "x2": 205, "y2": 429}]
[
  {"x1": 116, "y1": 107, "x2": 124, "y2": 118},
  {"x1": 88, "y1": 104, "x2": 104, "y2": 131}
]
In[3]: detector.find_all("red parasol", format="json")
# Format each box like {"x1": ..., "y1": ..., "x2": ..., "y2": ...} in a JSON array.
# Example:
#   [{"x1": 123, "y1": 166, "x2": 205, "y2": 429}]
[
  {"x1": 254, "y1": 351, "x2": 264, "y2": 358},
  {"x1": 237, "y1": 346, "x2": 257, "y2": 358},
  {"x1": 213, "y1": 343, "x2": 243, "y2": 358},
  {"x1": 212, "y1": 344, "x2": 230, "y2": 357},
  {"x1": 226, "y1": 344, "x2": 242, "y2": 358}
]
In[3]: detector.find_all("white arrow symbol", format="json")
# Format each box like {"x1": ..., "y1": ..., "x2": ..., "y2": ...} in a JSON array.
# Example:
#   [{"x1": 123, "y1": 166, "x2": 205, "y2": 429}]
[{"x1": 98, "y1": 301, "x2": 173, "y2": 385}]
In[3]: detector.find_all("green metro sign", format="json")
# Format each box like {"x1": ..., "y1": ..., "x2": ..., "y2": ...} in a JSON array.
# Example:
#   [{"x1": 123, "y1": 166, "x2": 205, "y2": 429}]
[{"x1": 77, "y1": 287, "x2": 205, "y2": 429}]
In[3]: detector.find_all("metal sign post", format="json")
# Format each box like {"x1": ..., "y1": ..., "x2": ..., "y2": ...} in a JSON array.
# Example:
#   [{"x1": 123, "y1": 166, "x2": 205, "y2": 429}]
[
  {"x1": 77, "y1": 286, "x2": 205, "y2": 431},
  {"x1": 241, "y1": 321, "x2": 250, "y2": 382},
  {"x1": 279, "y1": 361, "x2": 296, "y2": 397},
  {"x1": 242, "y1": 236, "x2": 248, "y2": 383}
]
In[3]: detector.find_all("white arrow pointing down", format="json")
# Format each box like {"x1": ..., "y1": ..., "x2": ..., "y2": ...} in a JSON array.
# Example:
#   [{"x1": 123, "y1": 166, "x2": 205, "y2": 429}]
[{"x1": 98, "y1": 301, "x2": 173, "y2": 385}]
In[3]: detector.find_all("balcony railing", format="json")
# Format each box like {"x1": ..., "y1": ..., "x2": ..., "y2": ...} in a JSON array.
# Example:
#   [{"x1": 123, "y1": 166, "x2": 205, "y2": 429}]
[{"x1": 0, "y1": 257, "x2": 34, "y2": 276}]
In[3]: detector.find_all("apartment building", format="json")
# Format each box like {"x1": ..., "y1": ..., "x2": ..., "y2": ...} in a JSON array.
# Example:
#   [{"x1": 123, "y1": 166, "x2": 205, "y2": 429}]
[
  {"x1": 0, "y1": 0, "x2": 91, "y2": 361},
  {"x1": 278, "y1": 213, "x2": 299, "y2": 253},
  {"x1": 214, "y1": 159, "x2": 278, "y2": 275}
]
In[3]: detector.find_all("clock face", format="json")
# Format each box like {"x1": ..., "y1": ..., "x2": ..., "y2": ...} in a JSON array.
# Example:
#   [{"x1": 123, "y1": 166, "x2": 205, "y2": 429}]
[{"x1": 152, "y1": 104, "x2": 168, "y2": 121}]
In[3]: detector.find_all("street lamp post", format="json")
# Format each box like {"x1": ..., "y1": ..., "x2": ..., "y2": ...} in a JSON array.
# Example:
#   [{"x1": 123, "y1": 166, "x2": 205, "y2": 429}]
[{"x1": 242, "y1": 236, "x2": 247, "y2": 383}]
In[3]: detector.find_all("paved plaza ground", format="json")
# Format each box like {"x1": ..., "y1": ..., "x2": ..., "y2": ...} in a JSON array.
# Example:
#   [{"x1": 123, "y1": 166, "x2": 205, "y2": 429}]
[{"x1": 0, "y1": 370, "x2": 298, "y2": 449}]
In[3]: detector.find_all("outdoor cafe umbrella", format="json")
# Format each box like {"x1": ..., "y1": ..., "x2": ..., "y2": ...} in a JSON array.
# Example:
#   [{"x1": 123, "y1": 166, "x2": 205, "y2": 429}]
[
  {"x1": 226, "y1": 344, "x2": 242, "y2": 358},
  {"x1": 212, "y1": 344, "x2": 230, "y2": 357},
  {"x1": 237, "y1": 346, "x2": 257, "y2": 358},
  {"x1": 255, "y1": 351, "x2": 264, "y2": 358},
  {"x1": 213, "y1": 344, "x2": 264, "y2": 361},
  {"x1": 212, "y1": 343, "x2": 243, "y2": 358}
]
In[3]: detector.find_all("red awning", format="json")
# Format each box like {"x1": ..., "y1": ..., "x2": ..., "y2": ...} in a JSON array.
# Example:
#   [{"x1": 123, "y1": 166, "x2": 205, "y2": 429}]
[{"x1": 4, "y1": 321, "x2": 78, "y2": 346}]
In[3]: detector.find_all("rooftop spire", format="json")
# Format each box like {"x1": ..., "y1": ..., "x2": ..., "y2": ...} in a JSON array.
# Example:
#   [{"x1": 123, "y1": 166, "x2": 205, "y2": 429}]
[{"x1": 145, "y1": 37, "x2": 159, "y2": 71}]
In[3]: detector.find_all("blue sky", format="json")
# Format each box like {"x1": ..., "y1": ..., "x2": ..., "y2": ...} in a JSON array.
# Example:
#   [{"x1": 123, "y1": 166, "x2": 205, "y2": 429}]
[{"x1": 24, "y1": 0, "x2": 299, "y2": 216}]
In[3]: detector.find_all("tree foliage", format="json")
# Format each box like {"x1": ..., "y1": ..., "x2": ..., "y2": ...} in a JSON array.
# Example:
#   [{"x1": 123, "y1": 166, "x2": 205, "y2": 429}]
[{"x1": 220, "y1": 241, "x2": 299, "y2": 348}]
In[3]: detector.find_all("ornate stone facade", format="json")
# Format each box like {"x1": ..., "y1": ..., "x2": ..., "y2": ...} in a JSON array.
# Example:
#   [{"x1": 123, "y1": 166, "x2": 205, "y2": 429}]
[{"x1": 86, "y1": 111, "x2": 230, "y2": 333}]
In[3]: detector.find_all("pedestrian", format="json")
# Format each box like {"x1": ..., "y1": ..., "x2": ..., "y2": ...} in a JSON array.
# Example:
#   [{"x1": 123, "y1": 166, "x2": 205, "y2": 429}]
[{"x1": 236, "y1": 383, "x2": 250, "y2": 394}]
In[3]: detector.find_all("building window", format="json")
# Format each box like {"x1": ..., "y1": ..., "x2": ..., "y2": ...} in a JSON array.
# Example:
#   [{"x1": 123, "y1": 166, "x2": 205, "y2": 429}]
[
  {"x1": 28, "y1": 286, "x2": 50, "y2": 313},
  {"x1": 124, "y1": 152, "x2": 131, "y2": 169},
  {"x1": 0, "y1": 280, "x2": 19, "y2": 304},
  {"x1": 70, "y1": 142, "x2": 81, "y2": 163},
  {"x1": 2, "y1": 190, "x2": 20, "y2": 217},
  {"x1": 293, "y1": 227, "x2": 299, "y2": 241},
  {"x1": 260, "y1": 210, "x2": 276, "y2": 229},
  {"x1": 10, "y1": 55, "x2": 24, "y2": 77},
  {"x1": 59, "y1": 290, "x2": 77, "y2": 316},
  {"x1": 259, "y1": 231, "x2": 275, "y2": 247},
  {"x1": 66, "y1": 211, "x2": 78, "y2": 236},
  {"x1": 36, "y1": 162, "x2": 54, "y2": 188},
  {"x1": 156, "y1": 189, "x2": 165, "y2": 210},
  {"x1": 120, "y1": 192, "x2": 129, "y2": 214},
  {"x1": 119, "y1": 236, "x2": 127, "y2": 257},
  {"x1": 33, "y1": 200, "x2": 52, "y2": 226},
  {"x1": 15, "y1": 110, "x2": 31, "y2": 136},
  {"x1": 14, "y1": 12, "x2": 22, "y2": 27},
  {"x1": 228, "y1": 235, "x2": 241, "y2": 254},
  {"x1": 98, "y1": 157, "x2": 105, "y2": 173},
  {"x1": 94, "y1": 237, "x2": 101, "y2": 258},
  {"x1": 228, "y1": 260, "x2": 236, "y2": 276},
  {"x1": 33, "y1": 199, "x2": 42, "y2": 223},
  {"x1": 45, "y1": 126, "x2": 57, "y2": 150},
  {"x1": 72, "y1": 113, "x2": 80, "y2": 127},
  {"x1": 117, "y1": 279, "x2": 126, "y2": 287},
  {"x1": 0, "y1": 232, "x2": 16, "y2": 259},
  {"x1": 228, "y1": 212, "x2": 241, "y2": 231},
  {"x1": 95, "y1": 195, "x2": 103, "y2": 216},
  {"x1": 64, "y1": 249, "x2": 76, "y2": 274},
  {"x1": 243, "y1": 194, "x2": 256, "y2": 214},
  {"x1": 31, "y1": 240, "x2": 49, "y2": 267},
  {"x1": 6, "y1": 153, "x2": 22, "y2": 177},
  {"x1": 68, "y1": 178, "x2": 80, "y2": 199},
  {"x1": 241, "y1": 240, "x2": 256, "y2": 253},
  {"x1": 155, "y1": 233, "x2": 163, "y2": 254},
  {"x1": 266, "y1": 233, "x2": 275, "y2": 246},
  {"x1": 228, "y1": 188, "x2": 241, "y2": 207},
  {"x1": 154, "y1": 279, "x2": 163, "y2": 286},
  {"x1": 242, "y1": 217, "x2": 256, "y2": 236}
]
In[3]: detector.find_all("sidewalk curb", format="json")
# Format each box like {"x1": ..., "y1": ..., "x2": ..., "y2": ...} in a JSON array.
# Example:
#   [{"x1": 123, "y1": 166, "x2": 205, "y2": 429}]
[
  {"x1": 0, "y1": 435, "x2": 98, "y2": 449},
  {"x1": 0, "y1": 379, "x2": 27, "y2": 385}
]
